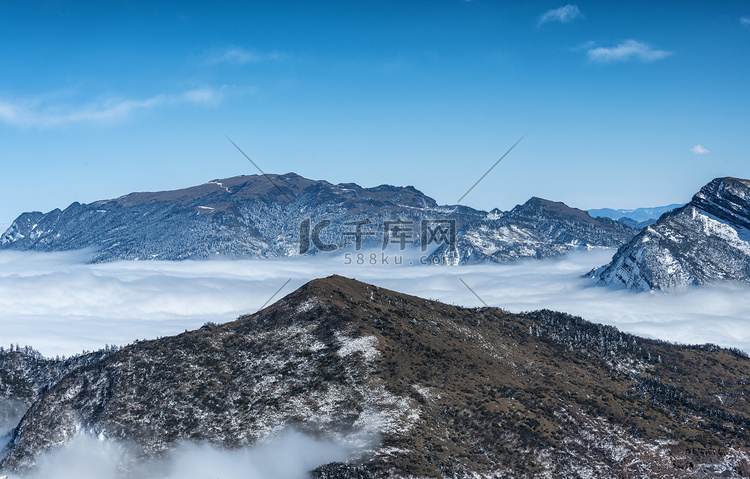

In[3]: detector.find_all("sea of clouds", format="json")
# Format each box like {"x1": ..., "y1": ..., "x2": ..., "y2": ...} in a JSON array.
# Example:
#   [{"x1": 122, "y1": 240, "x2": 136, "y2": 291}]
[
  {"x1": 1, "y1": 248, "x2": 749, "y2": 357},
  {"x1": 1, "y1": 247, "x2": 750, "y2": 477}
]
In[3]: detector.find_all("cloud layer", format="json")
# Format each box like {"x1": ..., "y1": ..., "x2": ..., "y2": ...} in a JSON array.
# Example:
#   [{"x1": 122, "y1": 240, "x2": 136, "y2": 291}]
[
  {"x1": 1, "y1": 249, "x2": 749, "y2": 358},
  {"x1": 0, "y1": 86, "x2": 241, "y2": 128},
  {"x1": 539, "y1": 5, "x2": 582, "y2": 25},
  {"x1": 587, "y1": 40, "x2": 672, "y2": 62},
  {"x1": 3, "y1": 249, "x2": 750, "y2": 476}
]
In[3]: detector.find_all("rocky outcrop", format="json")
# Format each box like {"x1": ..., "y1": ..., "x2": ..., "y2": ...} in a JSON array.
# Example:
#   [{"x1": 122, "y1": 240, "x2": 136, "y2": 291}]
[{"x1": 594, "y1": 177, "x2": 750, "y2": 291}]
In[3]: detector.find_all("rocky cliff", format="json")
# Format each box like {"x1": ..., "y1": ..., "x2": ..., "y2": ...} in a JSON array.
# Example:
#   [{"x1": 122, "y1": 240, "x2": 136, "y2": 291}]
[{"x1": 594, "y1": 177, "x2": 750, "y2": 291}]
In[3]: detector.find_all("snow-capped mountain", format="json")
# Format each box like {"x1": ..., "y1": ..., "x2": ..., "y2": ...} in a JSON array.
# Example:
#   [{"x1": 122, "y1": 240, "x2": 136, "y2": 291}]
[
  {"x1": 429, "y1": 197, "x2": 636, "y2": 264},
  {"x1": 0, "y1": 173, "x2": 637, "y2": 264},
  {"x1": 593, "y1": 177, "x2": 750, "y2": 291},
  {"x1": 0, "y1": 173, "x2": 475, "y2": 262},
  {"x1": 2, "y1": 276, "x2": 749, "y2": 477}
]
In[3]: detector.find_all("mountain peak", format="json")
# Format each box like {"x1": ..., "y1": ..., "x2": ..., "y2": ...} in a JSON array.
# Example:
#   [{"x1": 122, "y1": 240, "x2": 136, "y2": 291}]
[
  {"x1": 253, "y1": 275, "x2": 434, "y2": 321},
  {"x1": 513, "y1": 196, "x2": 601, "y2": 224},
  {"x1": 303, "y1": 274, "x2": 370, "y2": 294},
  {"x1": 273, "y1": 274, "x2": 375, "y2": 309},
  {"x1": 691, "y1": 176, "x2": 750, "y2": 230},
  {"x1": 596, "y1": 176, "x2": 750, "y2": 291}
]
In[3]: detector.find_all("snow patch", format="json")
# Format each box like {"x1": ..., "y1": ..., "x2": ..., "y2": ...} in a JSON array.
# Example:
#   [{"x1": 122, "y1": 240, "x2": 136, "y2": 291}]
[
  {"x1": 335, "y1": 333, "x2": 380, "y2": 361},
  {"x1": 412, "y1": 384, "x2": 438, "y2": 402},
  {"x1": 294, "y1": 298, "x2": 320, "y2": 314},
  {"x1": 208, "y1": 181, "x2": 231, "y2": 194}
]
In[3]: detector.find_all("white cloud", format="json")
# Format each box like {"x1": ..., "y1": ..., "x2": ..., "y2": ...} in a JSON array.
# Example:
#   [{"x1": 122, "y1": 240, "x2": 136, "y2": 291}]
[
  {"x1": 538, "y1": 4, "x2": 582, "y2": 25},
  {"x1": 691, "y1": 144, "x2": 710, "y2": 155},
  {"x1": 0, "y1": 86, "x2": 238, "y2": 128},
  {"x1": 1, "y1": 249, "x2": 750, "y2": 358},
  {"x1": 207, "y1": 47, "x2": 285, "y2": 65},
  {"x1": 14, "y1": 429, "x2": 362, "y2": 479},
  {"x1": 212, "y1": 47, "x2": 261, "y2": 64},
  {"x1": 741, "y1": 17, "x2": 750, "y2": 26},
  {"x1": 180, "y1": 87, "x2": 229, "y2": 107},
  {"x1": 587, "y1": 40, "x2": 672, "y2": 62}
]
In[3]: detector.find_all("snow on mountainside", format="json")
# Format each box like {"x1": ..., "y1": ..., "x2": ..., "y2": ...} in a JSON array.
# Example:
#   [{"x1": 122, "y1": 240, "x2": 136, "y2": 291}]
[
  {"x1": 2, "y1": 276, "x2": 750, "y2": 478},
  {"x1": 593, "y1": 177, "x2": 750, "y2": 291},
  {"x1": 429, "y1": 197, "x2": 636, "y2": 264},
  {"x1": 0, "y1": 173, "x2": 467, "y2": 263},
  {"x1": 0, "y1": 173, "x2": 637, "y2": 264}
]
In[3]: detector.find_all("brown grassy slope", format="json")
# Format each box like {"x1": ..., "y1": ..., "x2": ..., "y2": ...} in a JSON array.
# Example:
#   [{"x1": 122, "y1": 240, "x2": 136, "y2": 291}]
[{"x1": 258, "y1": 276, "x2": 750, "y2": 477}]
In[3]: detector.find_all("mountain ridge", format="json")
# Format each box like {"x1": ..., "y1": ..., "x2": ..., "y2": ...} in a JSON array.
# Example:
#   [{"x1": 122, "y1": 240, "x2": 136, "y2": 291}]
[
  {"x1": 593, "y1": 177, "x2": 750, "y2": 291},
  {"x1": 428, "y1": 195, "x2": 634, "y2": 264},
  {"x1": 0, "y1": 173, "x2": 637, "y2": 264}
]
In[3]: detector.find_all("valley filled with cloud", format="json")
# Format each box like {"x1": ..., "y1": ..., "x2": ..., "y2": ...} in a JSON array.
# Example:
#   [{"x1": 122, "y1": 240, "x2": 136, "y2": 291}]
[{"x1": 2, "y1": 248, "x2": 748, "y2": 358}]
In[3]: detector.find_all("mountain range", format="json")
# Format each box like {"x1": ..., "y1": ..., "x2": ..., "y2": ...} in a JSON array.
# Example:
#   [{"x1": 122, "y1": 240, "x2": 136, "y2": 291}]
[
  {"x1": 592, "y1": 177, "x2": 750, "y2": 291},
  {"x1": 1, "y1": 276, "x2": 749, "y2": 478},
  {"x1": 588, "y1": 204, "x2": 684, "y2": 229},
  {"x1": 0, "y1": 173, "x2": 637, "y2": 264},
  {"x1": 3, "y1": 173, "x2": 749, "y2": 291}
]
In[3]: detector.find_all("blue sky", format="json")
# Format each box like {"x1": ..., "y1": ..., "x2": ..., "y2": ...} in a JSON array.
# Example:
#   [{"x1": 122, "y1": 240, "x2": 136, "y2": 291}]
[{"x1": 2, "y1": 1, "x2": 749, "y2": 224}]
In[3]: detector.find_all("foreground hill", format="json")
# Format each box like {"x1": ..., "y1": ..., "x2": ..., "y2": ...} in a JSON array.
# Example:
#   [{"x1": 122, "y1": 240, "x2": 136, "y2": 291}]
[
  {"x1": 0, "y1": 173, "x2": 636, "y2": 263},
  {"x1": 2, "y1": 276, "x2": 749, "y2": 478},
  {"x1": 593, "y1": 177, "x2": 750, "y2": 291}
]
